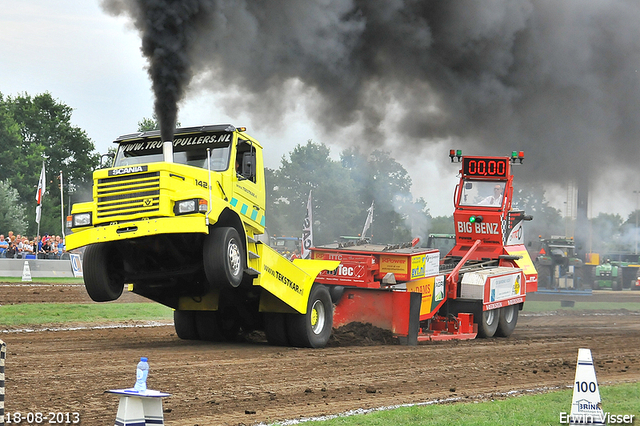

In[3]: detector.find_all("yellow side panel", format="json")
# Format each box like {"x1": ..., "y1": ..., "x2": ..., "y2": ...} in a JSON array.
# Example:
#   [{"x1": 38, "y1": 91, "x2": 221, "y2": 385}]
[
  {"x1": 255, "y1": 244, "x2": 339, "y2": 314},
  {"x1": 585, "y1": 253, "x2": 600, "y2": 266},
  {"x1": 504, "y1": 246, "x2": 537, "y2": 276},
  {"x1": 291, "y1": 258, "x2": 340, "y2": 279}
]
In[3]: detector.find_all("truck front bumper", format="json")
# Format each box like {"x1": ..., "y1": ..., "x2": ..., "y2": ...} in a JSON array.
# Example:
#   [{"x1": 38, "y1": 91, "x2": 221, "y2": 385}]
[{"x1": 66, "y1": 216, "x2": 209, "y2": 250}]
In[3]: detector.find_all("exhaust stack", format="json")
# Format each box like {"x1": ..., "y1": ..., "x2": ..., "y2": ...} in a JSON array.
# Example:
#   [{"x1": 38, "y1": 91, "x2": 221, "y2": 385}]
[{"x1": 163, "y1": 140, "x2": 174, "y2": 163}]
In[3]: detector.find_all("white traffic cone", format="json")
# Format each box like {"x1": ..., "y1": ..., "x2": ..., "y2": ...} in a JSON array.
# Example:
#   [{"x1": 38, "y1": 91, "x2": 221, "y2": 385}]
[
  {"x1": 568, "y1": 348, "x2": 605, "y2": 425},
  {"x1": 21, "y1": 261, "x2": 32, "y2": 282}
]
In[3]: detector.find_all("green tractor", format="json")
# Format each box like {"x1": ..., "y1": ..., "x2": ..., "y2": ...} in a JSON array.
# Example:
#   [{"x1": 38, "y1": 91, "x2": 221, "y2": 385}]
[
  {"x1": 593, "y1": 259, "x2": 623, "y2": 291},
  {"x1": 535, "y1": 236, "x2": 584, "y2": 290},
  {"x1": 424, "y1": 233, "x2": 456, "y2": 256}
]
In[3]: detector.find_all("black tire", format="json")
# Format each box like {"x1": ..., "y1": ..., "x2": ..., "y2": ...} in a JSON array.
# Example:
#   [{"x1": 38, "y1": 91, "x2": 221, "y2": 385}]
[
  {"x1": 613, "y1": 275, "x2": 623, "y2": 291},
  {"x1": 495, "y1": 305, "x2": 519, "y2": 337},
  {"x1": 204, "y1": 227, "x2": 245, "y2": 289},
  {"x1": 193, "y1": 309, "x2": 241, "y2": 342},
  {"x1": 174, "y1": 310, "x2": 199, "y2": 340},
  {"x1": 476, "y1": 306, "x2": 499, "y2": 338},
  {"x1": 573, "y1": 267, "x2": 584, "y2": 290},
  {"x1": 83, "y1": 243, "x2": 124, "y2": 302},
  {"x1": 195, "y1": 311, "x2": 224, "y2": 341},
  {"x1": 537, "y1": 265, "x2": 551, "y2": 289},
  {"x1": 217, "y1": 306, "x2": 242, "y2": 341},
  {"x1": 264, "y1": 312, "x2": 289, "y2": 346},
  {"x1": 286, "y1": 285, "x2": 333, "y2": 348}
]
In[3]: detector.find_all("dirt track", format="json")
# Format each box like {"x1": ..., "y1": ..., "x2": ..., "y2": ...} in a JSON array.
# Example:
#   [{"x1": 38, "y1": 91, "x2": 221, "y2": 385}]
[{"x1": 1, "y1": 284, "x2": 640, "y2": 426}]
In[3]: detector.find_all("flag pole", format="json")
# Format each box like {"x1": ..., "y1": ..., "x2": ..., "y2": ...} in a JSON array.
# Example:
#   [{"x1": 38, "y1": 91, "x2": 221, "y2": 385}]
[
  {"x1": 302, "y1": 190, "x2": 313, "y2": 259},
  {"x1": 60, "y1": 170, "x2": 65, "y2": 242},
  {"x1": 35, "y1": 160, "x2": 46, "y2": 239}
]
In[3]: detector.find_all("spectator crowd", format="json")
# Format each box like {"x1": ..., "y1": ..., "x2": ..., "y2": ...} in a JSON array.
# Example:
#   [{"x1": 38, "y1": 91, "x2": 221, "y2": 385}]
[{"x1": 0, "y1": 231, "x2": 66, "y2": 259}]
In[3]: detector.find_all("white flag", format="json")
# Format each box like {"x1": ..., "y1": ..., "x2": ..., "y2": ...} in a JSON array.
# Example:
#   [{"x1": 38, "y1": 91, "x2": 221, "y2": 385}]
[
  {"x1": 35, "y1": 161, "x2": 46, "y2": 204},
  {"x1": 361, "y1": 201, "x2": 374, "y2": 238},
  {"x1": 35, "y1": 205, "x2": 42, "y2": 224},
  {"x1": 301, "y1": 190, "x2": 313, "y2": 259}
]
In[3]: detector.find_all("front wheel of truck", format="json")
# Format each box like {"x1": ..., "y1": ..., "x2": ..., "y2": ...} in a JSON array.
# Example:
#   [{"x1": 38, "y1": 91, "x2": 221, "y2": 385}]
[
  {"x1": 83, "y1": 243, "x2": 124, "y2": 302},
  {"x1": 204, "y1": 227, "x2": 245, "y2": 289}
]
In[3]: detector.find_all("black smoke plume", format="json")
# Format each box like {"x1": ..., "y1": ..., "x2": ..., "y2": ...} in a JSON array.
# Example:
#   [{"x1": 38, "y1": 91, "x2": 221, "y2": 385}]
[
  {"x1": 102, "y1": 0, "x2": 640, "y2": 186},
  {"x1": 102, "y1": 0, "x2": 212, "y2": 141}
]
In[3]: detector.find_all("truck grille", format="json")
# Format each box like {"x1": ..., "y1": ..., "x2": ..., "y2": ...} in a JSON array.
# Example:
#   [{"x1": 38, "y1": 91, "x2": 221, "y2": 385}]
[{"x1": 96, "y1": 172, "x2": 161, "y2": 221}]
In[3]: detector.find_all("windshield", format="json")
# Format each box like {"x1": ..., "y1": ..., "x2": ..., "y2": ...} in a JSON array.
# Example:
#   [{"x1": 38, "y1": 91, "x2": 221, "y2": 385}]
[
  {"x1": 459, "y1": 180, "x2": 505, "y2": 207},
  {"x1": 113, "y1": 133, "x2": 232, "y2": 171},
  {"x1": 425, "y1": 235, "x2": 456, "y2": 256}
]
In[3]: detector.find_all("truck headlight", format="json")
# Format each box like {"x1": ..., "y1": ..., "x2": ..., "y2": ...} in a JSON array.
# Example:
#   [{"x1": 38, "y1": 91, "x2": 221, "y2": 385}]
[
  {"x1": 174, "y1": 199, "x2": 208, "y2": 215},
  {"x1": 72, "y1": 212, "x2": 92, "y2": 227}
]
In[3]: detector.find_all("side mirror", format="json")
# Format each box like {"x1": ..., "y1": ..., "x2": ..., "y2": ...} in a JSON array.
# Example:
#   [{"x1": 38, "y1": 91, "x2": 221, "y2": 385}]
[
  {"x1": 100, "y1": 153, "x2": 115, "y2": 169},
  {"x1": 241, "y1": 152, "x2": 256, "y2": 181}
]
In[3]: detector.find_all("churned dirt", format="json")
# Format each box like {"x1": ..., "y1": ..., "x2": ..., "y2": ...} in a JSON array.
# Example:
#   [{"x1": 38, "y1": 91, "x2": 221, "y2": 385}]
[{"x1": 1, "y1": 284, "x2": 640, "y2": 426}]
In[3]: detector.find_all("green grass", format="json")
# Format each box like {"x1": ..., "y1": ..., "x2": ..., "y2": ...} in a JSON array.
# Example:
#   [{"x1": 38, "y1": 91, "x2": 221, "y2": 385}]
[
  {"x1": 293, "y1": 382, "x2": 640, "y2": 426},
  {"x1": 0, "y1": 276, "x2": 84, "y2": 284},
  {"x1": 0, "y1": 303, "x2": 173, "y2": 326},
  {"x1": 523, "y1": 300, "x2": 640, "y2": 312}
]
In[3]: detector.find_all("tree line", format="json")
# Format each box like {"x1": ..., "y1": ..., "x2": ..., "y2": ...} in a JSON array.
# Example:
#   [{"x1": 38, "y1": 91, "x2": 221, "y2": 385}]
[{"x1": 0, "y1": 92, "x2": 98, "y2": 237}]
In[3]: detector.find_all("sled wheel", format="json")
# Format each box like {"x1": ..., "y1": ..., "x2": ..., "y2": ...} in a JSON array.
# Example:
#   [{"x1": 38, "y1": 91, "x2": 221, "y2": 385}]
[
  {"x1": 476, "y1": 306, "x2": 499, "y2": 338},
  {"x1": 495, "y1": 304, "x2": 519, "y2": 337},
  {"x1": 203, "y1": 227, "x2": 245, "y2": 289},
  {"x1": 174, "y1": 310, "x2": 199, "y2": 340},
  {"x1": 287, "y1": 285, "x2": 333, "y2": 348},
  {"x1": 264, "y1": 312, "x2": 289, "y2": 346},
  {"x1": 83, "y1": 243, "x2": 124, "y2": 302}
]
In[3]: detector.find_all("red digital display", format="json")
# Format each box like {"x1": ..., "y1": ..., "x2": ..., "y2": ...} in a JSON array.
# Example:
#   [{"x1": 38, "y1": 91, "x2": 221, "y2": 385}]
[{"x1": 462, "y1": 157, "x2": 509, "y2": 178}]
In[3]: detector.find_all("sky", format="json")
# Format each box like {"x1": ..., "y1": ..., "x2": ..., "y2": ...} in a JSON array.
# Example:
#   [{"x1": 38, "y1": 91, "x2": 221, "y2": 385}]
[{"x1": 2, "y1": 1, "x2": 640, "y2": 222}]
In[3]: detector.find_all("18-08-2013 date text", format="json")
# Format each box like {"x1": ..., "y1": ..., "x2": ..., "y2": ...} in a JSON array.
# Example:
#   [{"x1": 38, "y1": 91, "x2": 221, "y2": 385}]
[{"x1": 4, "y1": 412, "x2": 80, "y2": 424}]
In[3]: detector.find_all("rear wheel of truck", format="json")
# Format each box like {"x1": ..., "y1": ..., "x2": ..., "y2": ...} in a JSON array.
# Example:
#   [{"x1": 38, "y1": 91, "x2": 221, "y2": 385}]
[
  {"x1": 264, "y1": 312, "x2": 289, "y2": 346},
  {"x1": 204, "y1": 227, "x2": 245, "y2": 289},
  {"x1": 83, "y1": 243, "x2": 124, "y2": 302},
  {"x1": 174, "y1": 310, "x2": 199, "y2": 340},
  {"x1": 476, "y1": 306, "x2": 499, "y2": 338},
  {"x1": 495, "y1": 304, "x2": 519, "y2": 337},
  {"x1": 287, "y1": 285, "x2": 333, "y2": 348},
  {"x1": 217, "y1": 306, "x2": 242, "y2": 341},
  {"x1": 195, "y1": 311, "x2": 224, "y2": 341},
  {"x1": 194, "y1": 309, "x2": 241, "y2": 342}
]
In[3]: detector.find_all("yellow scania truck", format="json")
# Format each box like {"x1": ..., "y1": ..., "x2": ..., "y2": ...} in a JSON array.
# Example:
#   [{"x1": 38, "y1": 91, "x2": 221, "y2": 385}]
[
  {"x1": 67, "y1": 126, "x2": 536, "y2": 348},
  {"x1": 66, "y1": 125, "x2": 339, "y2": 347}
]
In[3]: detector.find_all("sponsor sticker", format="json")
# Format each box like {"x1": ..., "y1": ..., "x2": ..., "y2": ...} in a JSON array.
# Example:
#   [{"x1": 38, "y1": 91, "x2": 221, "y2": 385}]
[
  {"x1": 380, "y1": 255, "x2": 408, "y2": 274},
  {"x1": 434, "y1": 275, "x2": 445, "y2": 302}
]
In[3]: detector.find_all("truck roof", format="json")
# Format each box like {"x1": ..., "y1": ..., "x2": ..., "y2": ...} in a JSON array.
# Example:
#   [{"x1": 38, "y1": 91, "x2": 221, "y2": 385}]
[{"x1": 113, "y1": 125, "x2": 257, "y2": 144}]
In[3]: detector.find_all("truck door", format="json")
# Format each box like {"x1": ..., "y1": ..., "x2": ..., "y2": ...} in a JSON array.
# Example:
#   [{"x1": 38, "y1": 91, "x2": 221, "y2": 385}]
[{"x1": 231, "y1": 139, "x2": 265, "y2": 229}]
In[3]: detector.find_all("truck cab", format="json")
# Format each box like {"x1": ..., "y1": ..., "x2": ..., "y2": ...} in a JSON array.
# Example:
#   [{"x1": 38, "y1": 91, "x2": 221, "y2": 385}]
[{"x1": 66, "y1": 125, "x2": 266, "y2": 305}]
